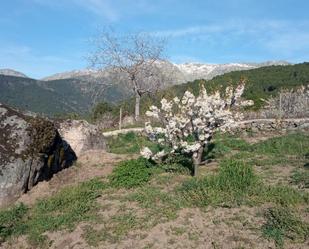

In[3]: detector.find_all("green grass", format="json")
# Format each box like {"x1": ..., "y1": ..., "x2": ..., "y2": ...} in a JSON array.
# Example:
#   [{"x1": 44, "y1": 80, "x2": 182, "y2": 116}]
[
  {"x1": 1, "y1": 132, "x2": 309, "y2": 248},
  {"x1": 158, "y1": 153, "x2": 194, "y2": 175},
  {"x1": 179, "y1": 158, "x2": 308, "y2": 208},
  {"x1": 251, "y1": 133, "x2": 309, "y2": 157},
  {"x1": 109, "y1": 157, "x2": 155, "y2": 188},
  {"x1": 204, "y1": 132, "x2": 250, "y2": 160},
  {"x1": 0, "y1": 203, "x2": 28, "y2": 242},
  {"x1": 107, "y1": 132, "x2": 161, "y2": 154},
  {"x1": 178, "y1": 160, "x2": 258, "y2": 207},
  {"x1": 262, "y1": 206, "x2": 309, "y2": 248},
  {"x1": 0, "y1": 178, "x2": 107, "y2": 247}
]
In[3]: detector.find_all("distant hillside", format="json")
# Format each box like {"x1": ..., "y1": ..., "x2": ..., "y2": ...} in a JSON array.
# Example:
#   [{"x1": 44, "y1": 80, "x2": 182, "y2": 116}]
[
  {"x1": 0, "y1": 61, "x2": 299, "y2": 117},
  {"x1": 0, "y1": 75, "x2": 130, "y2": 116},
  {"x1": 119, "y1": 62, "x2": 309, "y2": 116}
]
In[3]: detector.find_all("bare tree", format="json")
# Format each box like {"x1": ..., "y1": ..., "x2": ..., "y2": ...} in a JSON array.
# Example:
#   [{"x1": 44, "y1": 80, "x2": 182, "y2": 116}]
[{"x1": 88, "y1": 29, "x2": 168, "y2": 120}]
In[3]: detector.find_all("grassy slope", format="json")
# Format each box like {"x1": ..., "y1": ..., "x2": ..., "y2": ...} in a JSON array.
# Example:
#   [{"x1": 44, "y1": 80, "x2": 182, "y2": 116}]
[{"x1": 1, "y1": 131, "x2": 308, "y2": 248}]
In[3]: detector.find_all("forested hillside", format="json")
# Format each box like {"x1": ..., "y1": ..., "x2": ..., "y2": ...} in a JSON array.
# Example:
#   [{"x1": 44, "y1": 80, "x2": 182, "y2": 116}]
[
  {"x1": 1, "y1": 63, "x2": 308, "y2": 117},
  {"x1": 118, "y1": 63, "x2": 309, "y2": 116}
]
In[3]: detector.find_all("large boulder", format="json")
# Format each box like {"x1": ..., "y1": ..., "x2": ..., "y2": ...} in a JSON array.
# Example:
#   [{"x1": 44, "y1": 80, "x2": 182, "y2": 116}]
[
  {"x1": 57, "y1": 120, "x2": 106, "y2": 157},
  {"x1": 0, "y1": 104, "x2": 76, "y2": 207}
]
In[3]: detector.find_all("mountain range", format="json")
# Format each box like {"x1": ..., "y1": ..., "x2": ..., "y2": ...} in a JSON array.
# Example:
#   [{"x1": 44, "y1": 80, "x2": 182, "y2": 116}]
[
  {"x1": 0, "y1": 60, "x2": 291, "y2": 116},
  {"x1": 40, "y1": 60, "x2": 290, "y2": 82}
]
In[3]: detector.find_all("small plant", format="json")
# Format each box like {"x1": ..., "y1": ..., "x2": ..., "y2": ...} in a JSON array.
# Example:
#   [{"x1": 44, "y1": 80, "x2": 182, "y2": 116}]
[
  {"x1": 159, "y1": 153, "x2": 194, "y2": 175},
  {"x1": 291, "y1": 168, "x2": 309, "y2": 188},
  {"x1": 109, "y1": 157, "x2": 154, "y2": 188},
  {"x1": 262, "y1": 207, "x2": 309, "y2": 248}
]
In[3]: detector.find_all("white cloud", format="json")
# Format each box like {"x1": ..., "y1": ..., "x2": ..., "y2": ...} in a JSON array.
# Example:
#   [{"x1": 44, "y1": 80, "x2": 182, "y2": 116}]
[
  {"x1": 31, "y1": 0, "x2": 118, "y2": 21},
  {"x1": 154, "y1": 19, "x2": 309, "y2": 59}
]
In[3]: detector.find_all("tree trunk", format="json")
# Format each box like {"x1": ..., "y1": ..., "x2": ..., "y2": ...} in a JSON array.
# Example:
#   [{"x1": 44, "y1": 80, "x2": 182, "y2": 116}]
[
  {"x1": 135, "y1": 93, "x2": 141, "y2": 121},
  {"x1": 192, "y1": 146, "x2": 204, "y2": 176}
]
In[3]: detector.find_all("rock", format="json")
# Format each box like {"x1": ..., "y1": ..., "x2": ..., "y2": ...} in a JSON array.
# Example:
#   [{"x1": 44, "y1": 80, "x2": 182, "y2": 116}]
[
  {"x1": 57, "y1": 120, "x2": 106, "y2": 157},
  {"x1": 0, "y1": 103, "x2": 76, "y2": 207},
  {"x1": 122, "y1": 115, "x2": 135, "y2": 127}
]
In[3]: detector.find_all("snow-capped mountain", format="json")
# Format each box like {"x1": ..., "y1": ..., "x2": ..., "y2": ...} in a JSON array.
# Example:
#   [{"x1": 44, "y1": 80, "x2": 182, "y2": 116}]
[
  {"x1": 173, "y1": 61, "x2": 291, "y2": 82},
  {"x1": 0, "y1": 69, "x2": 28, "y2": 78},
  {"x1": 41, "y1": 60, "x2": 291, "y2": 83}
]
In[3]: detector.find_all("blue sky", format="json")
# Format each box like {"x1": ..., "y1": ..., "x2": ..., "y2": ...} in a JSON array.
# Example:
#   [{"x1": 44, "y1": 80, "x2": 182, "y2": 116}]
[{"x1": 0, "y1": 0, "x2": 308, "y2": 78}]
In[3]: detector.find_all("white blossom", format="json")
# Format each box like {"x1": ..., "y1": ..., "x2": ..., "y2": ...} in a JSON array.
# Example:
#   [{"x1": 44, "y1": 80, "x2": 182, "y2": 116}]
[
  {"x1": 140, "y1": 147, "x2": 153, "y2": 159},
  {"x1": 141, "y1": 82, "x2": 253, "y2": 164}
]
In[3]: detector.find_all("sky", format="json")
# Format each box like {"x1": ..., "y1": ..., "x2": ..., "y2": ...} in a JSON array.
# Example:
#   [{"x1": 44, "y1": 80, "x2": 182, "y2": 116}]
[{"x1": 0, "y1": 0, "x2": 308, "y2": 79}]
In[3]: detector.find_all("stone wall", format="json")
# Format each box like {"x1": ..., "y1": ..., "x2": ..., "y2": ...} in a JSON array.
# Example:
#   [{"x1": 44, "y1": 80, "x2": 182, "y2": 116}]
[{"x1": 232, "y1": 118, "x2": 309, "y2": 133}]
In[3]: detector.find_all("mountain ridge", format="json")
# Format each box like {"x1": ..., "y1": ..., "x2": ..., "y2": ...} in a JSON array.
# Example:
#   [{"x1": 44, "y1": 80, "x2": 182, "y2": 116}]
[
  {"x1": 39, "y1": 60, "x2": 291, "y2": 82},
  {"x1": 0, "y1": 69, "x2": 28, "y2": 78}
]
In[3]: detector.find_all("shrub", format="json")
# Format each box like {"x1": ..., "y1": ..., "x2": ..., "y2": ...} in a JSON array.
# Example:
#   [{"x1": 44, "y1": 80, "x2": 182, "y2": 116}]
[
  {"x1": 159, "y1": 153, "x2": 194, "y2": 175},
  {"x1": 262, "y1": 207, "x2": 309, "y2": 247},
  {"x1": 109, "y1": 158, "x2": 154, "y2": 188}
]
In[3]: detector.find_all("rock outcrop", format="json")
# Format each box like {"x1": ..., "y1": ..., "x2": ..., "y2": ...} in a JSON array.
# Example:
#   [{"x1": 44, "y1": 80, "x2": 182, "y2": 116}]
[
  {"x1": 0, "y1": 103, "x2": 76, "y2": 207},
  {"x1": 57, "y1": 120, "x2": 106, "y2": 157}
]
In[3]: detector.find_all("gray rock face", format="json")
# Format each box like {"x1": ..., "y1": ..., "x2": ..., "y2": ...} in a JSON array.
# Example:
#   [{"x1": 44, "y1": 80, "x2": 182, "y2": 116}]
[
  {"x1": 0, "y1": 103, "x2": 76, "y2": 207},
  {"x1": 57, "y1": 120, "x2": 106, "y2": 157}
]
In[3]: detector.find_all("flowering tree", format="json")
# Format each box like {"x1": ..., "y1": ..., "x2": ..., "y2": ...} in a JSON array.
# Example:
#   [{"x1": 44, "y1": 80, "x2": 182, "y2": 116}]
[{"x1": 141, "y1": 81, "x2": 253, "y2": 176}]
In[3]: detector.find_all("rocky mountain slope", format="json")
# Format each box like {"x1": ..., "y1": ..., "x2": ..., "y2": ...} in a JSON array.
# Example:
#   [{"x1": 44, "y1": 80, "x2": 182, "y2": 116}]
[
  {"x1": 0, "y1": 68, "x2": 28, "y2": 78},
  {"x1": 41, "y1": 60, "x2": 290, "y2": 82}
]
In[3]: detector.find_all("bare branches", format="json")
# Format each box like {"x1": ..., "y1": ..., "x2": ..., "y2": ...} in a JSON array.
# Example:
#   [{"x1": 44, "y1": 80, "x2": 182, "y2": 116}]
[{"x1": 88, "y1": 28, "x2": 169, "y2": 119}]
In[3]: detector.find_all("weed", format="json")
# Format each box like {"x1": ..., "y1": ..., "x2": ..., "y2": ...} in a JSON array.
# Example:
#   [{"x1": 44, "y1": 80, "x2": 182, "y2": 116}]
[
  {"x1": 159, "y1": 153, "x2": 194, "y2": 175},
  {"x1": 262, "y1": 206, "x2": 309, "y2": 247},
  {"x1": 291, "y1": 168, "x2": 309, "y2": 188}
]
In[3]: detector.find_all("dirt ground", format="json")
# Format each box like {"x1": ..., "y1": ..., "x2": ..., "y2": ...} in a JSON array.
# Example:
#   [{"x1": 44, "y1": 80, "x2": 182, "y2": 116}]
[
  {"x1": 3, "y1": 132, "x2": 308, "y2": 249},
  {"x1": 17, "y1": 150, "x2": 136, "y2": 206}
]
